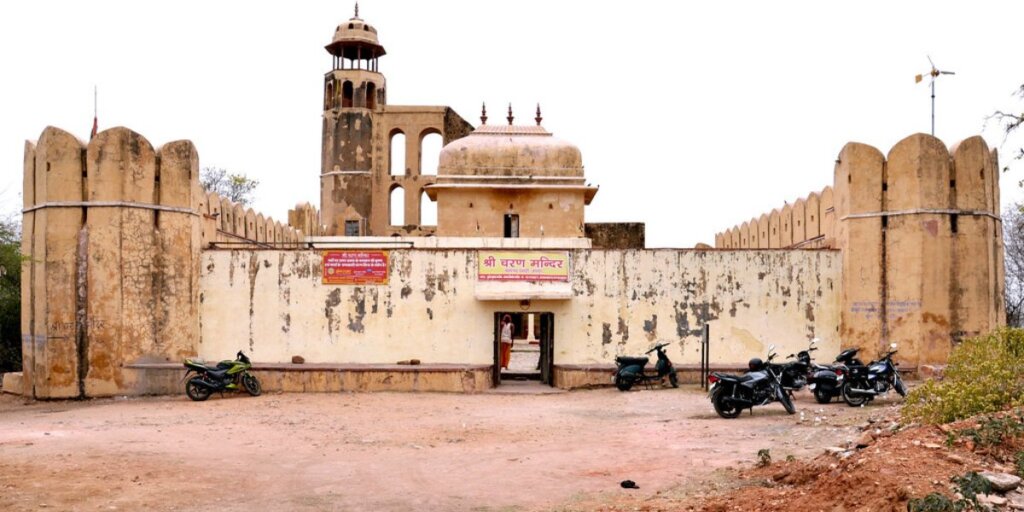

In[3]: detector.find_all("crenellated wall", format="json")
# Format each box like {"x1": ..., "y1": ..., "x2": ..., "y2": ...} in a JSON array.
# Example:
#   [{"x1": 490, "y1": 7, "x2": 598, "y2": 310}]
[
  {"x1": 715, "y1": 133, "x2": 1004, "y2": 366},
  {"x1": 20, "y1": 126, "x2": 204, "y2": 398},
  {"x1": 199, "y1": 192, "x2": 309, "y2": 248},
  {"x1": 714, "y1": 186, "x2": 835, "y2": 249}
]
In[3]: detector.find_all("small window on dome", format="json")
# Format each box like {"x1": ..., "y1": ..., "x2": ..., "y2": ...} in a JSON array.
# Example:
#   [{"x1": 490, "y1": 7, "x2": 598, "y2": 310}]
[
  {"x1": 363, "y1": 26, "x2": 369, "y2": 31},
  {"x1": 348, "y1": 23, "x2": 354, "y2": 29}
]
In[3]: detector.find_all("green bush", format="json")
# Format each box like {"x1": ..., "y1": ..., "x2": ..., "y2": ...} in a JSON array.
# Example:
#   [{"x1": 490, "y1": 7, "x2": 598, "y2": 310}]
[{"x1": 902, "y1": 328, "x2": 1024, "y2": 424}]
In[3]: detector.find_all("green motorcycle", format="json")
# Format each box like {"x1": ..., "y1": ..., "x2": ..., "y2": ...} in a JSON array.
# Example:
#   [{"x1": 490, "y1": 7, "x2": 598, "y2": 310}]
[{"x1": 182, "y1": 351, "x2": 262, "y2": 401}]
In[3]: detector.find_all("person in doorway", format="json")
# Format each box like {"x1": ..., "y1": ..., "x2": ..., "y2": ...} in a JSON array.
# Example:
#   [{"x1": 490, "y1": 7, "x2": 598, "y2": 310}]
[{"x1": 500, "y1": 314, "x2": 514, "y2": 370}]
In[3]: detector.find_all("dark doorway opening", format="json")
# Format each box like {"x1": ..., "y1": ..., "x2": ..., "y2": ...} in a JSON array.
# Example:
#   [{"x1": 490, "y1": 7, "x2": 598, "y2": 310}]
[{"x1": 493, "y1": 312, "x2": 554, "y2": 387}]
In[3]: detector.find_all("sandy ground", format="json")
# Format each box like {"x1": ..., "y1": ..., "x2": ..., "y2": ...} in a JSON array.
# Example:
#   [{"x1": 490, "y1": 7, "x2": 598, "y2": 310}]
[{"x1": 0, "y1": 385, "x2": 892, "y2": 511}]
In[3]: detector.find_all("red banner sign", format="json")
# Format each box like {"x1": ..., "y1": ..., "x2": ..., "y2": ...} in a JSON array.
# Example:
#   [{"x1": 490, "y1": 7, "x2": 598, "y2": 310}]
[{"x1": 322, "y1": 250, "x2": 389, "y2": 285}]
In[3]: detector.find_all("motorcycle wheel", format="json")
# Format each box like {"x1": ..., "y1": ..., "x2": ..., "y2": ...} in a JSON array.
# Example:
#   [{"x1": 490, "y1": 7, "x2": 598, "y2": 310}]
[
  {"x1": 842, "y1": 381, "x2": 869, "y2": 407},
  {"x1": 893, "y1": 373, "x2": 907, "y2": 397},
  {"x1": 711, "y1": 387, "x2": 742, "y2": 419},
  {"x1": 185, "y1": 381, "x2": 212, "y2": 402},
  {"x1": 668, "y1": 372, "x2": 679, "y2": 389},
  {"x1": 615, "y1": 374, "x2": 633, "y2": 392},
  {"x1": 813, "y1": 387, "x2": 833, "y2": 404},
  {"x1": 776, "y1": 386, "x2": 796, "y2": 414},
  {"x1": 242, "y1": 374, "x2": 262, "y2": 397}
]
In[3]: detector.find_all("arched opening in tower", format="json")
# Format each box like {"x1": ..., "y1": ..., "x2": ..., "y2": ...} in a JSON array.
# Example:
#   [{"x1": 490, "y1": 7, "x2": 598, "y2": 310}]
[
  {"x1": 390, "y1": 186, "x2": 405, "y2": 227},
  {"x1": 420, "y1": 131, "x2": 442, "y2": 176},
  {"x1": 420, "y1": 190, "x2": 437, "y2": 226},
  {"x1": 366, "y1": 82, "x2": 376, "y2": 109},
  {"x1": 390, "y1": 132, "x2": 406, "y2": 176},
  {"x1": 342, "y1": 81, "x2": 354, "y2": 108}
]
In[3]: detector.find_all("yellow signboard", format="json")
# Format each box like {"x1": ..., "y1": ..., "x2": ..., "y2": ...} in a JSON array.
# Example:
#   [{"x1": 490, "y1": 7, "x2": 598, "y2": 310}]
[{"x1": 478, "y1": 251, "x2": 570, "y2": 282}]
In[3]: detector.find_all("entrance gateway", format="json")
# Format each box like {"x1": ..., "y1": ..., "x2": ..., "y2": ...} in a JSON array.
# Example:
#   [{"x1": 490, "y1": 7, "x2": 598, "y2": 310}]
[{"x1": 493, "y1": 312, "x2": 555, "y2": 387}]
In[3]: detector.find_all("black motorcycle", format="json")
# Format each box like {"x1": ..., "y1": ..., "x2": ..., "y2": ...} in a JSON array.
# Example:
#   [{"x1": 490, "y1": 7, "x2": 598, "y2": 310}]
[
  {"x1": 182, "y1": 351, "x2": 262, "y2": 401},
  {"x1": 777, "y1": 338, "x2": 820, "y2": 392},
  {"x1": 613, "y1": 342, "x2": 679, "y2": 391},
  {"x1": 841, "y1": 343, "x2": 907, "y2": 407},
  {"x1": 801, "y1": 339, "x2": 848, "y2": 404},
  {"x1": 707, "y1": 345, "x2": 796, "y2": 418}
]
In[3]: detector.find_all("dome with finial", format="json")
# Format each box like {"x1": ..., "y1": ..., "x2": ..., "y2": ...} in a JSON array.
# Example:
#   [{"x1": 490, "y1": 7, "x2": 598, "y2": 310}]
[
  {"x1": 438, "y1": 103, "x2": 583, "y2": 179},
  {"x1": 325, "y1": 3, "x2": 386, "y2": 58}
]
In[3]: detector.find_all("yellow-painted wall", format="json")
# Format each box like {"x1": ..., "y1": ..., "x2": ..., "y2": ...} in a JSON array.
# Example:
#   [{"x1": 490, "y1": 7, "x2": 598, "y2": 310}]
[{"x1": 199, "y1": 249, "x2": 841, "y2": 367}]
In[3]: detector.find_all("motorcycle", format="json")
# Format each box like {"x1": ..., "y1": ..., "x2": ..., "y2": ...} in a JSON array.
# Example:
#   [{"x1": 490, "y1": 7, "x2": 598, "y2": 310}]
[
  {"x1": 840, "y1": 343, "x2": 907, "y2": 407},
  {"x1": 183, "y1": 351, "x2": 262, "y2": 401},
  {"x1": 777, "y1": 338, "x2": 820, "y2": 392},
  {"x1": 707, "y1": 345, "x2": 796, "y2": 418},
  {"x1": 799, "y1": 339, "x2": 848, "y2": 404},
  {"x1": 613, "y1": 342, "x2": 679, "y2": 391}
]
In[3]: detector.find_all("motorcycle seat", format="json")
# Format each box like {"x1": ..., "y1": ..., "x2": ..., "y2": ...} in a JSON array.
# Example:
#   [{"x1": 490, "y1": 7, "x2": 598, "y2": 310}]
[
  {"x1": 204, "y1": 368, "x2": 229, "y2": 380},
  {"x1": 711, "y1": 372, "x2": 755, "y2": 383},
  {"x1": 615, "y1": 356, "x2": 649, "y2": 367}
]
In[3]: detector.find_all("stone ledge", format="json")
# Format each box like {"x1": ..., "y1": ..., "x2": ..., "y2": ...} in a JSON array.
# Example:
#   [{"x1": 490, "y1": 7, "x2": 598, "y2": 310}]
[{"x1": 125, "y1": 362, "x2": 490, "y2": 373}]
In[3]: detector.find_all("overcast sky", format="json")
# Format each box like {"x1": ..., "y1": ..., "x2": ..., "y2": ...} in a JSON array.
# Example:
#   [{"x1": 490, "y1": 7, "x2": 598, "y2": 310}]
[{"x1": 2, "y1": 0, "x2": 1022, "y2": 247}]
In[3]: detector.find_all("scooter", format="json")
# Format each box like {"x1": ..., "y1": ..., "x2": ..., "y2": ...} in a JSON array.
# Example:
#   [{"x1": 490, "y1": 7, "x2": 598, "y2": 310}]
[
  {"x1": 841, "y1": 343, "x2": 907, "y2": 407},
  {"x1": 183, "y1": 351, "x2": 262, "y2": 401},
  {"x1": 707, "y1": 344, "x2": 795, "y2": 418},
  {"x1": 613, "y1": 342, "x2": 679, "y2": 391}
]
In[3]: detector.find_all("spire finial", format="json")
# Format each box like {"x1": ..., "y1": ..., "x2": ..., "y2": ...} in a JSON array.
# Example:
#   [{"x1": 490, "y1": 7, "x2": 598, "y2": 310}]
[
  {"x1": 507, "y1": 103, "x2": 514, "y2": 126},
  {"x1": 480, "y1": 102, "x2": 488, "y2": 125},
  {"x1": 354, "y1": 1, "x2": 360, "y2": 18},
  {"x1": 535, "y1": 103, "x2": 542, "y2": 126}
]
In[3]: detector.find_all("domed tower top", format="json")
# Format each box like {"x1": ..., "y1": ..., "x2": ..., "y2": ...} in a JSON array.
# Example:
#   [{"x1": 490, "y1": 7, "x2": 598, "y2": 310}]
[{"x1": 325, "y1": 3, "x2": 386, "y2": 60}]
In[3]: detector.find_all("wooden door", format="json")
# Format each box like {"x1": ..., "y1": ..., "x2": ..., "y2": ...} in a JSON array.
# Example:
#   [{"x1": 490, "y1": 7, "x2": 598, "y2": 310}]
[{"x1": 539, "y1": 313, "x2": 555, "y2": 386}]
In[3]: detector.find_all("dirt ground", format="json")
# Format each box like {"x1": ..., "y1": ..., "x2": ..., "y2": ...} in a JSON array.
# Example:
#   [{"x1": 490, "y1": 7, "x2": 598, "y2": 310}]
[{"x1": 0, "y1": 385, "x2": 892, "y2": 511}]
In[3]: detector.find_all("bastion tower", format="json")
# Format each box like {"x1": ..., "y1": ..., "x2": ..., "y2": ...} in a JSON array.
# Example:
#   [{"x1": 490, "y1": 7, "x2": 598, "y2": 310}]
[{"x1": 320, "y1": 8, "x2": 473, "y2": 236}]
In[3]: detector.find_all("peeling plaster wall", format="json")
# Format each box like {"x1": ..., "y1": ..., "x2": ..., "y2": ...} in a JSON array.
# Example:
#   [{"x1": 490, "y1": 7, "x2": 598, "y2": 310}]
[{"x1": 199, "y1": 249, "x2": 841, "y2": 366}]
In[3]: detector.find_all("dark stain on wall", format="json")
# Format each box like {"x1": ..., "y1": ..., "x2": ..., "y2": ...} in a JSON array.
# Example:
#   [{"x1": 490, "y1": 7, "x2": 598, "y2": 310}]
[
  {"x1": 347, "y1": 288, "x2": 366, "y2": 333},
  {"x1": 401, "y1": 285, "x2": 413, "y2": 299},
  {"x1": 426, "y1": 308, "x2": 433, "y2": 320},
  {"x1": 325, "y1": 288, "x2": 342, "y2": 336},
  {"x1": 643, "y1": 315, "x2": 658, "y2": 337},
  {"x1": 422, "y1": 263, "x2": 437, "y2": 302},
  {"x1": 247, "y1": 253, "x2": 261, "y2": 352},
  {"x1": 602, "y1": 323, "x2": 612, "y2": 345},
  {"x1": 617, "y1": 317, "x2": 629, "y2": 342}
]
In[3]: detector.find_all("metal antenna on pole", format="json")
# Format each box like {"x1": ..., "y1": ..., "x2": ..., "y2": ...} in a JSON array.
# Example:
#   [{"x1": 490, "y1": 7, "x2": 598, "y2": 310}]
[{"x1": 915, "y1": 55, "x2": 955, "y2": 136}]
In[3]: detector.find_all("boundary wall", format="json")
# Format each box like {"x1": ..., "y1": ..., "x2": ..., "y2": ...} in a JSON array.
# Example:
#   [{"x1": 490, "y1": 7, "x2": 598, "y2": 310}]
[
  {"x1": 196, "y1": 248, "x2": 841, "y2": 390},
  {"x1": 716, "y1": 134, "x2": 1004, "y2": 366}
]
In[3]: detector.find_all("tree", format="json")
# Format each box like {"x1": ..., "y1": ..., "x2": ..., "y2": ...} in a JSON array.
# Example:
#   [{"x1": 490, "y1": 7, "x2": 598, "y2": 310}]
[
  {"x1": 0, "y1": 214, "x2": 21, "y2": 372},
  {"x1": 987, "y1": 84, "x2": 1024, "y2": 175},
  {"x1": 200, "y1": 167, "x2": 260, "y2": 205},
  {"x1": 1005, "y1": 204, "x2": 1024, "y2": 327}
]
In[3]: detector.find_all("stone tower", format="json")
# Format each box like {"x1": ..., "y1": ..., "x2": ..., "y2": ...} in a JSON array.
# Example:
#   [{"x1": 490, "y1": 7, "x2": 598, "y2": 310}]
[
  {"x1": 319, "y1": 8, "x2": 473, "y2": 236},
  {"x1": 320, "y1": 8, "x2": 385, "y2": 236}
]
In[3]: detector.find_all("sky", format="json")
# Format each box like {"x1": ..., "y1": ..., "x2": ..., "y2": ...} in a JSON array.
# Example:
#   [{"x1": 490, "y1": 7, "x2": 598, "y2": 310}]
[{"x1": 1, "y1": 0, "x2": 1022, "y2": 247}]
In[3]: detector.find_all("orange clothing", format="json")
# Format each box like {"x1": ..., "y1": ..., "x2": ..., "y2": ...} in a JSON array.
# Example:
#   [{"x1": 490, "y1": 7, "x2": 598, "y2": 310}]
[{"x1": 500, "y1": 341, "x2": 512, "y2": 369}]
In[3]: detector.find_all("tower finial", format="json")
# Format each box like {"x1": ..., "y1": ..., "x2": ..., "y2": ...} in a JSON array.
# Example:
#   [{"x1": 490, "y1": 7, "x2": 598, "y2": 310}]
[
  {"x1": 480, "y1": 102, "x2": 488, "y2": 125},
  {"x1": 535, "y1": 103, "x2": 542, "y2": 126},
  {"x1": 507, "y1": 103, "x2": 514, "y2": 126},
  {"x1": 354, "y1": 1, "x2": 360, "y2": 18}
]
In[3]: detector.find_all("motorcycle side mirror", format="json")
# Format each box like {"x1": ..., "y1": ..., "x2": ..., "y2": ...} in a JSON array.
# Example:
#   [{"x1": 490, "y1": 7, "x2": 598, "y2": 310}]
[
  {"x1": 810, "y1": 338, "x2": 819, "y2": 345},
  {"x1": 889, "y1": 343, "x2": 898, "y2": 350},
  {"x1": 768, "y1": 344, "x2": 775, "y2": 352}
]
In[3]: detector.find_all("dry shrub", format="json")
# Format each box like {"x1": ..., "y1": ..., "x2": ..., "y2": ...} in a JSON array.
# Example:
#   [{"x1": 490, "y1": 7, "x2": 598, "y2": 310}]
[{"x1": 902, "y1": 328, "x2": 1024, "y2": 424}]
